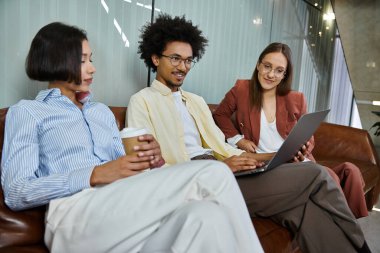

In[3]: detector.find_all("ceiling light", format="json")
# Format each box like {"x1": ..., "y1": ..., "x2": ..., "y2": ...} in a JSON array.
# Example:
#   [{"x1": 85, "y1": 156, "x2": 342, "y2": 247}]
[
  {"x1": 366, "y1": 61, "x2": 376, "y2": 68},
  {"x1": 356, "y1": 100, "x2": 380, "y2": 106},
  {"x1": 323, "y1": 12, "x2": 335, "y2": 21},
  {"x1": 253, "y1": 18, "x2": 262, "y2": 25}
]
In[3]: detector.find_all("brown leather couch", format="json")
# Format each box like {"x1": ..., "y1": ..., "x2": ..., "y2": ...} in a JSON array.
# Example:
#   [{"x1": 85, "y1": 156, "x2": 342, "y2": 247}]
[{"x1": 1, "y1": 106, "x2": 379, "y2": 253}]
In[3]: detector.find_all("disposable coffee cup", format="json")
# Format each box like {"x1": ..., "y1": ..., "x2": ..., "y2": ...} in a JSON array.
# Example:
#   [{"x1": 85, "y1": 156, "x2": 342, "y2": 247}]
[{"x1": 120, "y1": 127, "x2": 149, "y2": 156}]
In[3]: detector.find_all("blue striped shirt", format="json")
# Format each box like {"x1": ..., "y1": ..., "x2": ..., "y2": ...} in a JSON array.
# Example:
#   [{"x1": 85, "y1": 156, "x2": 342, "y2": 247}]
[{"x1": 1, "y1": 88, "x2": 125, "y2": 211}]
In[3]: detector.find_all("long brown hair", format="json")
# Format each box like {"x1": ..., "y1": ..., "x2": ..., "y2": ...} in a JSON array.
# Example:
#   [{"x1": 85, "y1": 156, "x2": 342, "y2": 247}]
[{"x1": 249, "y1": 42, "x2": 293, "y2": 110}]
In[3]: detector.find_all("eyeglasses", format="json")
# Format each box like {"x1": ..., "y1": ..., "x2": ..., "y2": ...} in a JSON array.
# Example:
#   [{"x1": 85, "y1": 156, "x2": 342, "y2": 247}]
[
  {"x1": 259, "y1": 62, "x2": 286, "y2": 78},
  {"x1": 160, "y1": 54, "x2": 196, "y2": 69}
]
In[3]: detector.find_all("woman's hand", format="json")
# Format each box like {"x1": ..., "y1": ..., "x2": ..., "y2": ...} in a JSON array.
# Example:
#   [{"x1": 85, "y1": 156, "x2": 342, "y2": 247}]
[
  {"x1": 236, "y1": 138, "x2": 258, "y2": 153},
  {"x1": 90, "y1": 134, "x2": 165, "y2": 186},
  {"x1": 293, "y1": 141, "x2": 311, "y2": 162},
  {"x1": 90, "y1": 155, "x2": 152, "y2": 186}
]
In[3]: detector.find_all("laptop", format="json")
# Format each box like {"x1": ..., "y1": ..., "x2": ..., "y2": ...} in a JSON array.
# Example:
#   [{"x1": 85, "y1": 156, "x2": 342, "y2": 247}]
[{"x1": 234, "y1": 109, "x2": 330, "y2": 177}]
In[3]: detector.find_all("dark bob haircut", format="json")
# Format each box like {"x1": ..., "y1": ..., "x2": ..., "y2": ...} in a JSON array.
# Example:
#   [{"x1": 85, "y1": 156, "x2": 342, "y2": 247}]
[
  {"x1": 249, "y1": 42, "x2": 293, "y2": 109},
  {"x1": 26, "y1": 22, "x2": 87, "y2": 85},
  {"x1": 138, "y1": 14, "x2": 208, "y2": 72}
]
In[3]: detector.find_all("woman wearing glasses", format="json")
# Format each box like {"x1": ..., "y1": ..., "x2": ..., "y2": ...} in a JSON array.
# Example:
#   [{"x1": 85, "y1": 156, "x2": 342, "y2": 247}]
[{"x1": 213, "y1": 42, "x2": 368, "y2": 218}]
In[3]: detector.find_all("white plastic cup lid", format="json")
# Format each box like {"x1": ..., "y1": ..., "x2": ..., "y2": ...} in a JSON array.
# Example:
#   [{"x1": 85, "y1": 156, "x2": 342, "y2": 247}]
[{"x1": 120, "y1": 127, "x2": 148, "y2": 138}]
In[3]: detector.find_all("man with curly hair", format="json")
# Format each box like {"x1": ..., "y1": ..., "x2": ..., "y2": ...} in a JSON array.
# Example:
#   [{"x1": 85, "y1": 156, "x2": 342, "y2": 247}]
[{"x1": 128, "y1": 14, "x2": 371, "y2": 253}]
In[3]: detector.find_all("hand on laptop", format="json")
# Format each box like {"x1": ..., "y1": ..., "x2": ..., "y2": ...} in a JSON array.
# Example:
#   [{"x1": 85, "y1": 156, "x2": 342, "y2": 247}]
[
  {"x1": 223, "y1": 155, "x2": 265, "y2": 172},
  {"x1": 241, "y1": 152, "x2": 276, "y2": 163},
  {"x1": 293, "y1": 141, "x2": 311, "y2": 162}
]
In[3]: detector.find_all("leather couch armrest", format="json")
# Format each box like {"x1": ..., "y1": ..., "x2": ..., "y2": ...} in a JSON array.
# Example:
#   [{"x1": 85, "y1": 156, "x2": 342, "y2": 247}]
[{"x1": 313, "y1": 122, "x2": 379, "y2": 166}]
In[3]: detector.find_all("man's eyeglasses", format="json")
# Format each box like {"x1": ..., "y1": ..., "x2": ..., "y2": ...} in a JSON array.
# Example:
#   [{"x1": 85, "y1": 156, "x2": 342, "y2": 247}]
[
  {"x1": 160, "y1": 54, "x2": 196, "y2": 69},
  {"x1": 259, "y1": 62, "x2": 286, "y2": 78}
]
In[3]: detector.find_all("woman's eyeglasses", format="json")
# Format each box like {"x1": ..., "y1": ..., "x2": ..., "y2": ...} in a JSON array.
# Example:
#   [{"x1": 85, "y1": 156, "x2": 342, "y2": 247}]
[{"x1": 259, "y1": 62, "x2": 286, "y2": 78}]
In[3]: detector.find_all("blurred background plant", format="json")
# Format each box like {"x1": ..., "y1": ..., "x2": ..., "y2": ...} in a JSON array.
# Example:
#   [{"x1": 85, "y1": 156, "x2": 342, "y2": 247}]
[
  {"x1": 371, "y1": 111, "x2": 380, "y2": 137},
  {"x1": 372, "y1": 122, "x2": 380, "y2": 136}
]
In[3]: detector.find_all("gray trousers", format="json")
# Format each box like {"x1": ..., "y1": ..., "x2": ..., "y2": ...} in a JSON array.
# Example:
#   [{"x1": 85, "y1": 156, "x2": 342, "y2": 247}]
[{"x1": 237, "y1": 162, "x2": 365, "y2": 253}]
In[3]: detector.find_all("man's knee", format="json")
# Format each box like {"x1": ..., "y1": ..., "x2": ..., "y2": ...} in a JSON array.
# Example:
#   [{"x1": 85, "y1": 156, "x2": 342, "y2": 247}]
[
  {"x1": 278, "y1": 162, "x2": 327, "y2": 180},
  {"x1": 281, "y1": 162, "x2": 338, "y2": 191}
]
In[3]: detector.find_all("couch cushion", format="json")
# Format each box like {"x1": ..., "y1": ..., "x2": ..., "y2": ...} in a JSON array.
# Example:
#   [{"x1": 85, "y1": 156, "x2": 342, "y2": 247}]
[
  {"x1": 0, "y1": 189, "x2": 46, "y2": 249},
  {"x1": 0, "y1": 245, "x2": 48, "y2": 253}
]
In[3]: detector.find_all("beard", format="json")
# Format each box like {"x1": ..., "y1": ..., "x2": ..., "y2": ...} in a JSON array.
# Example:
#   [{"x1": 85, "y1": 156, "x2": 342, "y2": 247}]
[
  {"x1": 157, "y1": 69, "x2": 187, "y2": 91},
  {"x1": 166, "y1": 80, "x2": 183, "y2": 91}
]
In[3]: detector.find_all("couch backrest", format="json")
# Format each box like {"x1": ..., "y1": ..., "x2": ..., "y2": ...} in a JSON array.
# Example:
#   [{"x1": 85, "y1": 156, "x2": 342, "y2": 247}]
[
  {"x1": 0, "y1": 108, "x2": 8, "y2": 165},
  {"x1": 109, "y1": 106, "x2": 127, "y2": 130}
]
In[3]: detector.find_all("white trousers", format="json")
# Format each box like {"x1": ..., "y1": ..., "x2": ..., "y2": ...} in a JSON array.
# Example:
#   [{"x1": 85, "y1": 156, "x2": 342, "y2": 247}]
[{"x1": 45, "y1": 160, "x2": 263, "y2": 253}]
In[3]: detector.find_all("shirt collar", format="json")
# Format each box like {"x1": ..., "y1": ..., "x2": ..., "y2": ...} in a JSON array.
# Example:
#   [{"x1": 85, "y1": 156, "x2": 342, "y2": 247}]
[
  {"x1": 35, "y1": 88, "x2": 94, "y2": 105},
  {"x1": 151, "y1": 79, "x2": 188, "y2": 102},
  {"x1": 35, "y1": 88, "x2": 62, "y2": 101}
]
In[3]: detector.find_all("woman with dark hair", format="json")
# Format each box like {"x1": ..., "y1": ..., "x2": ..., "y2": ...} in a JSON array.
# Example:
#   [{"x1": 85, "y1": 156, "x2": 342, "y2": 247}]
[
  {"x1": 1, "y1": 22, "x2": 264, "y2": 253},
  {"x1": 213, "y1": 42, "x2": 368, "y2": 218}
]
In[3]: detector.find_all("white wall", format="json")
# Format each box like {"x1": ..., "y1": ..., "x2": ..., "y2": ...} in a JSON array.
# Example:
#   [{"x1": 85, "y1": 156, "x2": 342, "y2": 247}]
[{"x1": 0, "y1": 0, "x2": 339, "y2": 115}]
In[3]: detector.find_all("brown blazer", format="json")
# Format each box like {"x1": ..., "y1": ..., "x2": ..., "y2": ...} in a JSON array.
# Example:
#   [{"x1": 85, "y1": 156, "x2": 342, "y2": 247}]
[{"x1": 213, "y1": 79, "x2": 315, "y2": 158}]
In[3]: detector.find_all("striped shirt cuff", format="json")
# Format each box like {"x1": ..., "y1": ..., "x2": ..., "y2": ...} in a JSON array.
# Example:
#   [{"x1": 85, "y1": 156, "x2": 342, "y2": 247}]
[{"x1": 68, "y1": 166, "x2": 95, "y2": 194}]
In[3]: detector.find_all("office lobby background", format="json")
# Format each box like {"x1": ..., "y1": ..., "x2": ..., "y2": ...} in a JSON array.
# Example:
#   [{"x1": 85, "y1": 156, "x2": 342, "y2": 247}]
[{"x1": 0, "y1": 0, "x2": 379, "y2": 152}]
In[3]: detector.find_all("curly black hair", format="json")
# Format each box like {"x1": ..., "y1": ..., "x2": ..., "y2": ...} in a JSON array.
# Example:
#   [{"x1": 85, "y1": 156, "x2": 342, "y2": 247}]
[{"x1": 138, "y1": 14, "x2": 208, "y2": 72}]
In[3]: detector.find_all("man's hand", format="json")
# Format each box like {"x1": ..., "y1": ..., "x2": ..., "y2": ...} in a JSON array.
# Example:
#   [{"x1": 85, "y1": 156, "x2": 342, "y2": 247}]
[
  {"x1": 240, "y1": 152, "x2": 276, "y2": 162},
  {"x1": 236, "y1": 139, "x2": 257, "y2": 153},
  {"x1": 223, "y1": 155, "x2": 264, "y2": 173},
  {"x1": 133, "y1": 134, "x2": 165, "y2": 168}
]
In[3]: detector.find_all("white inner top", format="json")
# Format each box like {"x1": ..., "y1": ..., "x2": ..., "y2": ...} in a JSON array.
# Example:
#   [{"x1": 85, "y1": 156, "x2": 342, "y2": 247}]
[
  {"x1": 256, "y1": 110, "x2": 284, "y2": 153},
  {"x1": 172, "y1": 91, "x2": 212, "y2": 158}
]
